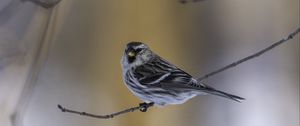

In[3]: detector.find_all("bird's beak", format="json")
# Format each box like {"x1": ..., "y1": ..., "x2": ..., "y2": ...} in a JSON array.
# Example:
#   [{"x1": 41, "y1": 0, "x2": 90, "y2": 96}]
[{"x1": 128, "y1": 51, "x2": 136, "y2": 57}]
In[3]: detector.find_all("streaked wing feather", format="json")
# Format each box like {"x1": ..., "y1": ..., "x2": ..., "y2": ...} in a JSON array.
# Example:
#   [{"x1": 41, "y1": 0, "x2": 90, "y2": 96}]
[
  {"x1": 152, "y1": 82, "x2": 245, "y2": 102},
  {"x1": 134, "y1": 57, "x2": 193, "y2": 86},
  {"x1": 140, "y1": 72, "x2": 171, "y2": 84}
]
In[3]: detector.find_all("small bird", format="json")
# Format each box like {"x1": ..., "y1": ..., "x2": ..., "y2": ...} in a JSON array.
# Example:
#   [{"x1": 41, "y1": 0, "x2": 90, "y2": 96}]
[{"x1": 121, "y1": 42, "x2": 244, "y2": 106}]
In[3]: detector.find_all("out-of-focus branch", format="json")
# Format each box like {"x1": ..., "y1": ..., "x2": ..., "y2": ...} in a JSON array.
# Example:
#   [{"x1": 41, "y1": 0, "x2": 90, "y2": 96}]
[
  {"x1": 197, "y1": 27, "x2": 300, "y2": 82},
  {"x1": 23, "y1": 0, "x2": 62, "y2": 8},
  {"x1": 179, "y1": 0, "x2": 205, "y2": 4},
  {"x1": 57, "y1": 102, "x2": 154, "y2": 119}
]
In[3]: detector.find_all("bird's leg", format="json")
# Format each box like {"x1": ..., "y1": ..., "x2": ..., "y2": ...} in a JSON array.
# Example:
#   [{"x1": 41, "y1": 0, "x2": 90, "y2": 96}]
[{"x1": 139, "y1": 102, "x2": 154, "y2": 112}]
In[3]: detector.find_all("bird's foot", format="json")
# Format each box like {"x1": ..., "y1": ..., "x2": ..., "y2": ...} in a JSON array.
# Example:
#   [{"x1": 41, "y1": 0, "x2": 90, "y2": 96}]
[{"x1": 139, "y1": 102, "x2": 154, "y2": 112}]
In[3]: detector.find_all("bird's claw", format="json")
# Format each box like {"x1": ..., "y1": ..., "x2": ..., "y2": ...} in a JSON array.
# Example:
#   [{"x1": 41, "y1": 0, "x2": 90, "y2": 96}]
[{"x1": 138, "y1": 102, "x2": 154, "y2": 112}]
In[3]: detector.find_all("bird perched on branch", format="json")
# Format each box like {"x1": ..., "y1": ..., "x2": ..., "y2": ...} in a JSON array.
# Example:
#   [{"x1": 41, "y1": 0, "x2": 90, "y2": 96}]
[{"x1": 121, "y1": 42, "x2": 244, "y2": 106}]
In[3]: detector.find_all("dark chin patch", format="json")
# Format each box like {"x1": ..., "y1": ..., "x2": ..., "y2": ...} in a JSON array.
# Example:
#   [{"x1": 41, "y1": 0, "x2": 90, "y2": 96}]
[{"x1": 128, "y1": 56, "x2": 136, "y2": 63}]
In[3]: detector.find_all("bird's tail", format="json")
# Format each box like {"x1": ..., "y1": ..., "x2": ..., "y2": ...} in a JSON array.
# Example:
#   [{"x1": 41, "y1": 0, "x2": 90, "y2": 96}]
[{"x1": 201, "y1": 86, "x2": 245, "y2": 102}]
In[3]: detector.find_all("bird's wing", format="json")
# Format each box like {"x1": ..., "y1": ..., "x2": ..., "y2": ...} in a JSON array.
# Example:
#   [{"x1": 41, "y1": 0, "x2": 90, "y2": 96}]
[
  {"x1": 133, "y1": 57, "x2": 195, "y2": 86},
  {"x1": 133, "y1": 57, "x2": 245, "y2": 102}
]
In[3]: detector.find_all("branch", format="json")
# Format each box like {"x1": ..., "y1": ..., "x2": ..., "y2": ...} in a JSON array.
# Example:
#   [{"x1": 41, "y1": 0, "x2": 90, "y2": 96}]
[
  {"x1": 179, "y1": 0, "x2": 205, "y2": 4},
  {"x1": 197, "y1": 27, "x2": 300, "y2": 82},
  {"x1": 57, "y1": 102, "x2": 154, "y2": 119},
  {"x1": 23, "y1": 0, "x2": 62, "y2": 8}
]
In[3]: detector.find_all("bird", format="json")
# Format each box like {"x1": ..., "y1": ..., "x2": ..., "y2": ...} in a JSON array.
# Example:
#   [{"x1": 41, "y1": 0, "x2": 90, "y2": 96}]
[{"x1": 121, "y1": 42, "x2": 244, "y2": 107}]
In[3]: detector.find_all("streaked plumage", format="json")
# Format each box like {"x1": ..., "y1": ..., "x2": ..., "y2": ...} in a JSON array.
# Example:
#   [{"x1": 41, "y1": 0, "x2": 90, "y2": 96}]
[{"x1": 121, "y1": 42, "x2": 244, "y2": 106}]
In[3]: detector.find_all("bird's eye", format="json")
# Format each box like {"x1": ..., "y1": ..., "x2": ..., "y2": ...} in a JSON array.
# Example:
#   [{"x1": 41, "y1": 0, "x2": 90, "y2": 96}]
[
  {"x1": 128, "y1": 51, "x2": 136, "y2": 57},
  {"x1": 136, "y1": 48, "x2": 142, "y2": 53}
]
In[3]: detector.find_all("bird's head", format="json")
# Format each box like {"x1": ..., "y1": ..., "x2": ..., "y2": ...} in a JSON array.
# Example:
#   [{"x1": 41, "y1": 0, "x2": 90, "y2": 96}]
[{"x1": 121, "y1": 42, "x2": 154, "y2": 70}]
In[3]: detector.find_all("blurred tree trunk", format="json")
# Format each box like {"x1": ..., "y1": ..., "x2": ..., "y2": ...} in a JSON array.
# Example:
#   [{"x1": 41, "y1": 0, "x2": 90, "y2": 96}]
[{"x1": 0, "y1": 0, "x2": 59, "y2": 126}]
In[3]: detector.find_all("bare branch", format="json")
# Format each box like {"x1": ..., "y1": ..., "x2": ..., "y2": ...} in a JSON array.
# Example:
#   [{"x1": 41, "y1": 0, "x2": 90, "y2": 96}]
[
  {"x1": 57, "y1": 102, "x2": 154, "y2": 119},
  {"x1": 179, "y1": 0, "x2": 205, "y2": 4},
  {"x1": 23, "y1": 0, "x2": 62, "y2": 8},
  {"x1": 197, "y1": 27, "x2": 300, "y2": 82}
]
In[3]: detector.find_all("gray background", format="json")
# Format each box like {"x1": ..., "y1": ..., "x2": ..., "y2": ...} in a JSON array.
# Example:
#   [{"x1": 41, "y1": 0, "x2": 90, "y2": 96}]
[{"x1": 0, "y1": 0, "x2": 299, "y2": 126}]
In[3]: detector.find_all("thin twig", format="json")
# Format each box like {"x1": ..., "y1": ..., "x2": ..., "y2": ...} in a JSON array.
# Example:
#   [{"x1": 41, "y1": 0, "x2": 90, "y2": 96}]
[
  {"x1": 197, "y1": 27, "x2": 300, "y2": 82},
  {"x1": 58, "y1": 27, "x2": 300, "y2": 119},
  {"x1": 179, "y1": 0, "x2": 205, "y2": 4},
  {"x1": 57, "y1": 102, "x2": 154, "y2": 119},
  {"x1": 23, "y1": 0, "x2": 62, "y2": 8}
]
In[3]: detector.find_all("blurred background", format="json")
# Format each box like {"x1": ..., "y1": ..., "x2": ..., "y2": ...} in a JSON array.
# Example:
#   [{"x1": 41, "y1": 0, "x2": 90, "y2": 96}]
[{"x1": 0, "y1": 0, "x2": 299, "y2": 126}]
